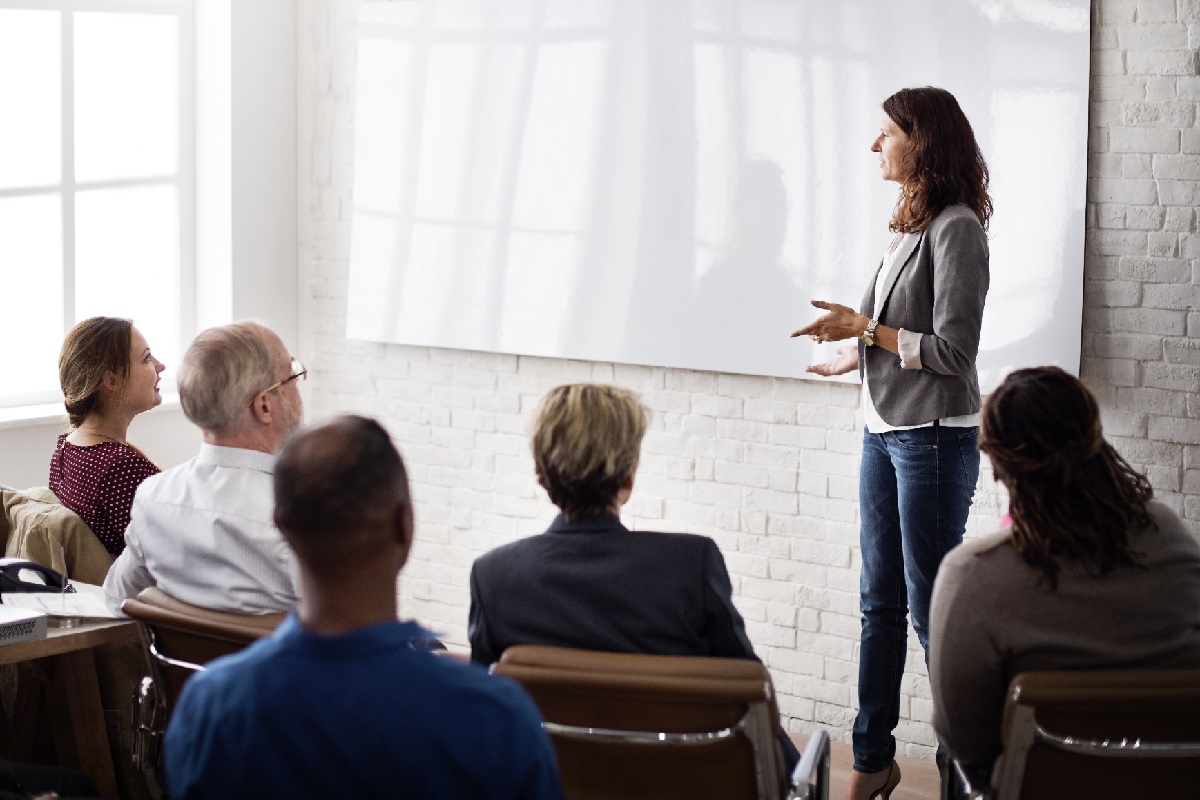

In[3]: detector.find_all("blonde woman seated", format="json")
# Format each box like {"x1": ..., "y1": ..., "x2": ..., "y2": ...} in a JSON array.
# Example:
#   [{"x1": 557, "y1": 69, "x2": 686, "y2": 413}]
[
  {"x1": 469, "y1": 382, "x2": 800, "y2": 767},
  {"x1": 49, "y1": 317, "x2": 165, "y2": 556},
  {"x1": 469, "y1": 382, "x2": 757, "y2": 663},
  {"x1": 929, "y1": 366, "x2": 1200, "y2": 780}
]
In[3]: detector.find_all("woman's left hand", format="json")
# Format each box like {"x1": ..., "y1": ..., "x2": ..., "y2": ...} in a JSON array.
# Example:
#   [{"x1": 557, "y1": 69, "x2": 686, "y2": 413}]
[{"x1": 790, "y1": 300, "x2": 869, "y2": 344}]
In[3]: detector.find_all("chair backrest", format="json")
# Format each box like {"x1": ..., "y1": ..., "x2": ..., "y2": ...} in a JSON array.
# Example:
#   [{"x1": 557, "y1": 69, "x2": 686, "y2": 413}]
[
  {"x1": 494, "y1": 645, "x2": 788, "y2": 800},
  {"x1": 121, "y1": 587, "x2": 285, "y2": 707},
  {"x1": 990, "y1": 669, "x2": 1200, "y2": 800},
  {"x1": 1, "y1": 487, "x2": 113, "y2": 584}
]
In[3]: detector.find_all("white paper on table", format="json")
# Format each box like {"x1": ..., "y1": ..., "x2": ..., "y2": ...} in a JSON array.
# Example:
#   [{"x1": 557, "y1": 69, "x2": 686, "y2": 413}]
[{"x1": 1, "y1": 581, "x2": 121, "y2": 619}]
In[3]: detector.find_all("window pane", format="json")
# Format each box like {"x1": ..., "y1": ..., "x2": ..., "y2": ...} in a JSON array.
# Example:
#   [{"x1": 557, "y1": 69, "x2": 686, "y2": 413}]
[
  {"x1": 0, "y1": 11, "x2": 60, "y2": 190},
  {"x1": 75, "y1": 185, "x2": 179, "y2": 380},
  {"x1": 75, "y1": 13, "x2": 178, "y2": 182},
  {"x1": 0, "y1": 195, "x2": 63, "y2": 402}
]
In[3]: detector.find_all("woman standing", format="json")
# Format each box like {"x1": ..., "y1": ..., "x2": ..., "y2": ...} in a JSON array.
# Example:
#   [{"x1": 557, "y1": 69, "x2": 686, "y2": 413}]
[
  {"x1": 50, "y1": 317, "x2": 165, "y2": 556},
  {"x1": 793, "y1": 87, "x2": 991, "y2": 800}
]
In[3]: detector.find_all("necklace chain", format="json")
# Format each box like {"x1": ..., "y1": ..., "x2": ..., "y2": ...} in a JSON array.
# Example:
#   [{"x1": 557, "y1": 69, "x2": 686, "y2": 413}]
[{"x1": 76, "y1": 428, "x2": 127, "y2": 446}]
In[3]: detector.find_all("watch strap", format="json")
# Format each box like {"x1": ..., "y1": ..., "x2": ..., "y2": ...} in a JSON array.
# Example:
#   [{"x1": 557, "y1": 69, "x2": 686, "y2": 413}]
[{"x1": 861, "y1": 318, "x2": 879, "y2": 346}]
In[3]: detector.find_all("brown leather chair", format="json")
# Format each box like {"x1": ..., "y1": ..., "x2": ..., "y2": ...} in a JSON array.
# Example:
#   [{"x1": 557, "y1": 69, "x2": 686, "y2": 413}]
[
  {"x1": 947, "y1": 669, "x2": 1200, "y2": 800},
  {"x1": 122, "y1": 587, "x2": 284, "y2": 705},
  {"x1": 121, "y1": 588, "x2": 284, "y2": 797},
  {"x1": 493, "y1": 645, "x2": 829, "y2": 800}
]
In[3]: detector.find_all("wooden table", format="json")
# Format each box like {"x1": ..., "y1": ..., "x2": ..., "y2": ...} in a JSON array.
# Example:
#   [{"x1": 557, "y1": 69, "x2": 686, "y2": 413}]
[{"x1": 0, "y1": 620, "x2": 138, "y2": 800}]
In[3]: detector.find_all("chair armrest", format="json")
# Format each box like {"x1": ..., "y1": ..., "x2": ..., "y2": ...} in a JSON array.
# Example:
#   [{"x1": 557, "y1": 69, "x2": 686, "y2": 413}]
[{"x1": 787, "y1": 729, "x2": 830, "y2": 800}]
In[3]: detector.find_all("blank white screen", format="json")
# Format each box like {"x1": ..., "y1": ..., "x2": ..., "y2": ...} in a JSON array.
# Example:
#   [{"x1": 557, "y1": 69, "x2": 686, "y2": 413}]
[{"x1": 347, "y1": 0, "x2": 1089, "y2": 390}]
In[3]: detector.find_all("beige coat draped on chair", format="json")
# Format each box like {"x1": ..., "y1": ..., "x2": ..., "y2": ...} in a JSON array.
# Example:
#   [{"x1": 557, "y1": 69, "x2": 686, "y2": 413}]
[{"x1": 1, "y1": 487, "x2": 114, "y2": 585}]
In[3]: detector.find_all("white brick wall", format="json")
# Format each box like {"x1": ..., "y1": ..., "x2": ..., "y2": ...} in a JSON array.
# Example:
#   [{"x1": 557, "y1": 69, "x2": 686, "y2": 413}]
[{"x1": 297, "y1": 0, "x2": 1200, "y2": 759}]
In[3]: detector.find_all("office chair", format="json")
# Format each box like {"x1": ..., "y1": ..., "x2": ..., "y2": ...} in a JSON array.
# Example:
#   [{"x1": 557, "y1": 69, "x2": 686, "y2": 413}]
[
  {"x1": 493, "y1": 644, "x2": 830, "y2": 800},
  {"x1": 122, "y1": 588, "x2": 284, "y2": 798},
  {"x1": 945, "y1": 669, "x2": 1200, "y2": 800}
]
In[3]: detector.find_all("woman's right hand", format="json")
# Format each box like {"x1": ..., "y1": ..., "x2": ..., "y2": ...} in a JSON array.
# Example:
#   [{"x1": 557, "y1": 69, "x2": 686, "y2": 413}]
[{"x1": 807, "y1": 346, "x2": 859, "y2": 377}]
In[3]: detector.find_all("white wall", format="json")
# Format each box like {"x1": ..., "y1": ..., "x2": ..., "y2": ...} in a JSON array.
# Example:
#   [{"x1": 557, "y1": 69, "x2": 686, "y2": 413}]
[
  {"x1": 299, "y1": 0, "x2": 1200, "y2": 757},
  {"x1": 198, "y1": 0, "x2": 299, "y2": 343}
]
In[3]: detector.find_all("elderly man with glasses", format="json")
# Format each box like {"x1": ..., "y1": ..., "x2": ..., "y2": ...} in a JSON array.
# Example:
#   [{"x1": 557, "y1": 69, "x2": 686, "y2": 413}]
[{"x1": 104, "y1": 321, "x2": 307, "y2": 615}]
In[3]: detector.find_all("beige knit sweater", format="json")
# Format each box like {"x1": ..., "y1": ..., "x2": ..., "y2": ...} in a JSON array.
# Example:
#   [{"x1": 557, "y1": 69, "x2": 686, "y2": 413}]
[{"x1": 929, "y1": 500, "x2": 1200, "y2": 769}]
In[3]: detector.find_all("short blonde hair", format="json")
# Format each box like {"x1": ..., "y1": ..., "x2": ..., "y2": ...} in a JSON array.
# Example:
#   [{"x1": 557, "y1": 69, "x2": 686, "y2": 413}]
[
  {"x1": 178, "y1": 321, "x2": 277, "y2": 434},
  {"x1": 531, "y1": 383, "x2": 649, "y2": 522}
]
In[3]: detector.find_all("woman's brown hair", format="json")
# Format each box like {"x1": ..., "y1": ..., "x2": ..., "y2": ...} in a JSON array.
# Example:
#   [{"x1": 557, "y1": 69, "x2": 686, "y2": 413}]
[
  {"x1": 979, "y1": 366, "x2": 1154, "y2": 588},
  {"x1": 58, "y1": 317, "x2": 133, "y2": 428},
  {"x1": 883, "y1": 87, "x2": 993, "y2": 233}
]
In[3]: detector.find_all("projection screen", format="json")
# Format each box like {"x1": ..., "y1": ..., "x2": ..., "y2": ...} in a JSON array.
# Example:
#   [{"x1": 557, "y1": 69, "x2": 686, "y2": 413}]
[{"x1": 346, "y1": 0, "x2": 1089, "y2": 390}]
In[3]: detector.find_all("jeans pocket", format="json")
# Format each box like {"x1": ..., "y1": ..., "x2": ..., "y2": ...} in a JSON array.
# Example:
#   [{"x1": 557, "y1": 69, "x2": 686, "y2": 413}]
[
  {"x1": 887, "y1": 427, "x2": 938, "y2": 451},
  {"x1": 955, "y1": 428, "x2": 981, "y2": 486}
]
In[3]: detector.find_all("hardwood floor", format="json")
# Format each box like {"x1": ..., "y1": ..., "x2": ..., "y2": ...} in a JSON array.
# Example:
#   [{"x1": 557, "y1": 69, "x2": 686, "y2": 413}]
[{"x1": 817, "y1": 739, "x2": 942, "y2": 800}]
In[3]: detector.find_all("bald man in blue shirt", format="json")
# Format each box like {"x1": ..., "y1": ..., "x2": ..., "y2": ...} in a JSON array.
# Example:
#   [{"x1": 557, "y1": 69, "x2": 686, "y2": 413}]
[{"x1": 165, "y1": 415, "x2": 562, "y2": 800}]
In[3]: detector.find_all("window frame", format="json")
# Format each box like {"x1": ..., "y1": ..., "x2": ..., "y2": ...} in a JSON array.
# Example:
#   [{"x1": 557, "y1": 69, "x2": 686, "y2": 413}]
[{"x1": 0, "y1": 0, "x2": 195, "y2": 410}]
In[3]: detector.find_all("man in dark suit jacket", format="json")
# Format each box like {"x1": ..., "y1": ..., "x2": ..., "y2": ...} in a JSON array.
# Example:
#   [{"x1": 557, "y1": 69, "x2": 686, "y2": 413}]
[{"x1": 468, "y1": 383, "x2": 798, "y2": 766}]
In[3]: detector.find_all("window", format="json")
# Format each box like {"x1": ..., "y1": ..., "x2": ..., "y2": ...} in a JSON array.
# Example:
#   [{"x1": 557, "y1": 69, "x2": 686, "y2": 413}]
[{"x1": 0, "y1": 0, "x2": 193, "y2": 409}]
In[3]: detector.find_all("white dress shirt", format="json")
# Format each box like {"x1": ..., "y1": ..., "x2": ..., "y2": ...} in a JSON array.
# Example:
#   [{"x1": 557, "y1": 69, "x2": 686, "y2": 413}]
[{"x1": 103, "y1": 443, "x2": 300, "y2": 616}]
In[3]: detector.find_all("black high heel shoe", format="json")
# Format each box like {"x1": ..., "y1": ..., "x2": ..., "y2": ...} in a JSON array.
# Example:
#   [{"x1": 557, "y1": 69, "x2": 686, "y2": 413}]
[{"x1": 846, "y1": 759, "x2": 901, "y2": 800}]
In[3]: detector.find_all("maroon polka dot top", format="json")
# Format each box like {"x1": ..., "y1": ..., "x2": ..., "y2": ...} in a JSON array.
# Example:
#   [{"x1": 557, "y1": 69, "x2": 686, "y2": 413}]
[{"x1": 49, "y1": 434, "x2": 161, "y2": 557}]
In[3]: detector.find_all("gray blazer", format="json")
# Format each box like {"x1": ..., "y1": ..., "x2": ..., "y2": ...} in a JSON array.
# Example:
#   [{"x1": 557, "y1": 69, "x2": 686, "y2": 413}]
[{"x1": 858, "y1": 204, "x2": 989, "y2": 427}]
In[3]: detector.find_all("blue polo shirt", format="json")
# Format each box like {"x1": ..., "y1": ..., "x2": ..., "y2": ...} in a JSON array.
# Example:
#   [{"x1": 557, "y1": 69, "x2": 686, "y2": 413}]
[{"x1": 165, "y1": 614, "x2": 563, "y2": 800}]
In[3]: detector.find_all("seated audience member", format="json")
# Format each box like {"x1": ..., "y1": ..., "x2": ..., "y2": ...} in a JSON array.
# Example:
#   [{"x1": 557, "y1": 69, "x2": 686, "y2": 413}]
[
  {"x1": 470, "y1": 382, "x2": 757, "y2": 663},
  {"x1": 930, "y1": 366, "x2": 1200, "y2": 780},
  {"x1": 103, "y1": 321, "x2": 304, "y2": 615},
  {"x1": 50, "y1": 317, "x2": 165, "y2": 556},
  {"x1": 165, "y1": 416, "x2": 563, "y2": 800},
  {"x1": 470, "y1": 383, "x2": 800, "y2": 768}
]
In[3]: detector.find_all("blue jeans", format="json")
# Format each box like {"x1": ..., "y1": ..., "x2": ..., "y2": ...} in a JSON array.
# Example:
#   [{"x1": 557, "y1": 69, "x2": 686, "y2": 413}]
[{"x1": 852, "y1": 424, "x2": 979, "y2": 773}]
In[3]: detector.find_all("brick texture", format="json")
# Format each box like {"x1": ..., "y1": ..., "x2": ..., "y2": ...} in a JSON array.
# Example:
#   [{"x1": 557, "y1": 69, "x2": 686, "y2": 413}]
[{"x1": 297, "y1": 0, "x2": 1200, "y2": 759}]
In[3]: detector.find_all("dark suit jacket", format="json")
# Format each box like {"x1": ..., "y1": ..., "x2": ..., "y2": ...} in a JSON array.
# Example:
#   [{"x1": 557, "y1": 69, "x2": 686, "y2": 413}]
[{"x1": 468, "y1": 513, "x2": 757, "y2": 665}]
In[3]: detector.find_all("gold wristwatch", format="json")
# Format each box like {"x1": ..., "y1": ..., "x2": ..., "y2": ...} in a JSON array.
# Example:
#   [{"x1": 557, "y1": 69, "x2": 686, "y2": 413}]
[{"x1": 861, "y1": 318, "x2": 879, "y2": 347}]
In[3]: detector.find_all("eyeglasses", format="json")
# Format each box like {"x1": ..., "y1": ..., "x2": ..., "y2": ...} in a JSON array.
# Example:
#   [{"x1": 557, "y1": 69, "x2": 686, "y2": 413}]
[{"x1": 257, "y1": 358, "x2": 307, "y2": 399}]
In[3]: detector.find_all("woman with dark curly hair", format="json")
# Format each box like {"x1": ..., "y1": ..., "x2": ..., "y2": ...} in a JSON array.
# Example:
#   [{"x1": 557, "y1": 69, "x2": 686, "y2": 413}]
[
  {"x1": 793, "y1": 87, "x2": 992, "y2": 799},
  {"x1": 49, "y1": 317, "x2": 165, "y2": 556},
  {"x1": 929, "y1": 366, "x2": 1200, "y2": 780}
]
